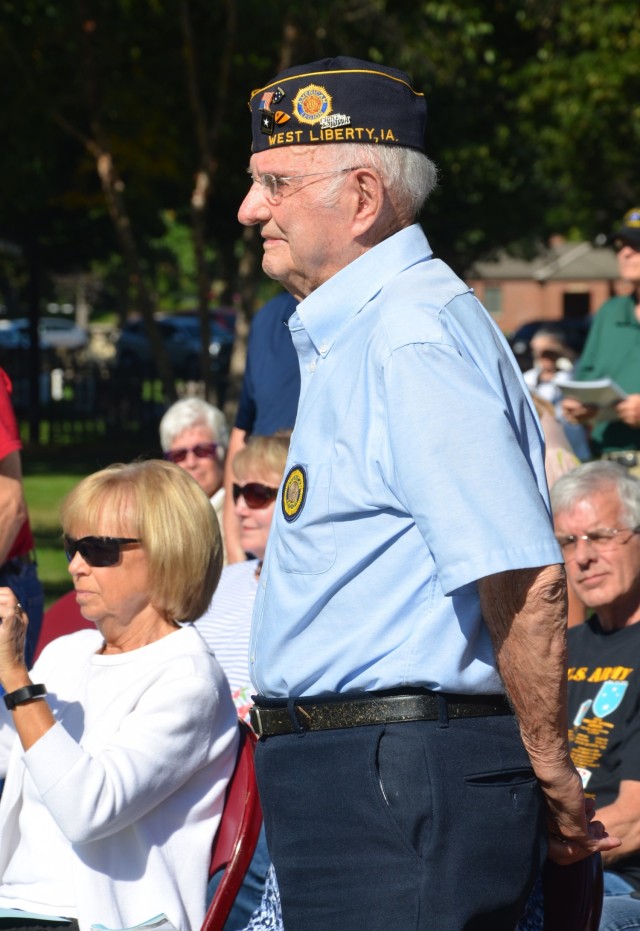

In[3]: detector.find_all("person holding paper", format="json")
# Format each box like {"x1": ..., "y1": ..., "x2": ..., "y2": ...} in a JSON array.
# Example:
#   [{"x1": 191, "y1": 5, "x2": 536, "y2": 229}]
[
  {"x1": 0, "y1": 460, "x2": 238, "y2": 931},
  {"x1": 562, "y1": 207, "x2": 640, "y2": 475}
]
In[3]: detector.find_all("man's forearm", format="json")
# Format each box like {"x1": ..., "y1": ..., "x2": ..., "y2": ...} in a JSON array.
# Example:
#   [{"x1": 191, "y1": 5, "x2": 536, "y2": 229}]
[
  {"x1": 477, "y1": 563, "x2": 606, "y2": 862},
  {"x1": 479, "y1": 563, "x2": 622, "y2": 863},
  {"x1": 479, "y1": 563, "x2": 570, "y2": 764}
]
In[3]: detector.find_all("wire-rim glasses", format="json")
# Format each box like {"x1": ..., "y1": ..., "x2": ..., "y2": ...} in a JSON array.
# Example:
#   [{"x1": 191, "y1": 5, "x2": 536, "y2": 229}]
[
  {"x1": 555, "y1": 526, "x2": 640, "y2": 558},
  {"x1": 247, "y1": 166, "x2": 366, "y2": 204}
]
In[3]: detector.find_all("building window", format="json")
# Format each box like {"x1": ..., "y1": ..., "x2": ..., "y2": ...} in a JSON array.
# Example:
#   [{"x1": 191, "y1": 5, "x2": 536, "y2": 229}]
[
  {"x1": 484, "y1": 287, "x2": 502, "y2": 318},
  {"x1": 563, "y1": 292, "x2": 590, "y2": 320}
]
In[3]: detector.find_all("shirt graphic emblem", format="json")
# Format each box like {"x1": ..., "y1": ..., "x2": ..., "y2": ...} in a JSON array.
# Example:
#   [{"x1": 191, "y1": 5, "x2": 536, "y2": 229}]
[{"x1": 592, "y1": 680, "x2": 628, "y2": 718}]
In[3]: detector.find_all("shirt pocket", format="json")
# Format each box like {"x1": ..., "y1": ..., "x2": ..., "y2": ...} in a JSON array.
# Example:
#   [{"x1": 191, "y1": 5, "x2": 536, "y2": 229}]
[{"x1": 275, "y1": 461, "x2": 337, "y2": 575}]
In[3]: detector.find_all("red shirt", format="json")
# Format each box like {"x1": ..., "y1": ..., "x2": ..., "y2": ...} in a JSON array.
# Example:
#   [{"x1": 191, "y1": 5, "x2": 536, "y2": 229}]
[{"x1": 0, "y1": 368, "x2": 34, "y2": 560}]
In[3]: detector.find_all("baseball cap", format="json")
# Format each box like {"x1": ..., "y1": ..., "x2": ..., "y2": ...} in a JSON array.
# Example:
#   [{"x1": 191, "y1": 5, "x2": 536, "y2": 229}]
[{"x1": 608, "y1": 207, "x2": 640, "y2": 249}]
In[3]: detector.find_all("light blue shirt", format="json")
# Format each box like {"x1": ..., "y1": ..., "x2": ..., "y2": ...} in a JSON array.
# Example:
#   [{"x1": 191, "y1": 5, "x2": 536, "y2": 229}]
[{"x1": 251, "y1": 225, "x2": 562, "y2": 698}]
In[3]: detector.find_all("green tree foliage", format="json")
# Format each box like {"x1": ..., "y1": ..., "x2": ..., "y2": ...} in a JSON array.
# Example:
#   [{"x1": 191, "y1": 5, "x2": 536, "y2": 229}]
[{"x1": 0, "y1": 0, "x2": 637, "y2": 306}]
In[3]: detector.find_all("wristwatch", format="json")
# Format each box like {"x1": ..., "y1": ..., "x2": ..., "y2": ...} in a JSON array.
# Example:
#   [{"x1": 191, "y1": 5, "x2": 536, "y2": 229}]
[{"x1": 4, "y1": 684, "x2": 47, "y2": 710}]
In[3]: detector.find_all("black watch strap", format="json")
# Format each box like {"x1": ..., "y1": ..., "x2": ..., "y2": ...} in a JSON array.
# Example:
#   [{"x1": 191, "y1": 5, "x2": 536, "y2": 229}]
[{"x1": 4, "y1": 684, "x2": 47, "y2": 710}]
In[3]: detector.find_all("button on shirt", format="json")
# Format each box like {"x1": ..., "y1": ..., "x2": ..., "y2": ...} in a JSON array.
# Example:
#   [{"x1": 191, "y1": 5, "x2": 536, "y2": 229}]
[{"x1": 251, "y1": 225, "x2": 562, "y2": 699}]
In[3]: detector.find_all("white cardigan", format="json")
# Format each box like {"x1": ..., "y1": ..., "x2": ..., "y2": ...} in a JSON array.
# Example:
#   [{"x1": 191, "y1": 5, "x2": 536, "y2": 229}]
[{"x1": 0, "y1": 625, "x2": 239, "y2": 931}]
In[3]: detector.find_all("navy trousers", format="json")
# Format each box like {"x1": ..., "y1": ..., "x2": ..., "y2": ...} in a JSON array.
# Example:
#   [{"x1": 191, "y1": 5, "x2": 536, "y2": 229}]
[{"x1": 255, "y1": 706, "x2": 546, "y2": 931}]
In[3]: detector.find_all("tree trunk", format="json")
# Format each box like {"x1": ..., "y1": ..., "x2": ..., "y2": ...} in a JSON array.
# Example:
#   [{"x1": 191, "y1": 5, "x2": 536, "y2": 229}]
[{"x1": 180, "y1": 0, "x2": 237, "y2": 407}]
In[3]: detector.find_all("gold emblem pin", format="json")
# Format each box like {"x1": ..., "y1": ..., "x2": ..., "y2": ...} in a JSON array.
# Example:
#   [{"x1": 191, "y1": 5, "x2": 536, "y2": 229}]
[{"x1": 282, "y1": 465, "x2": 307, "y2": 522}]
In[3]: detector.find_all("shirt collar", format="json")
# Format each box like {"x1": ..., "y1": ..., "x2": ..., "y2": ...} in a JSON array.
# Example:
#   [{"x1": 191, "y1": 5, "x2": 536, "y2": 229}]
[{"x1": 288, "y1": 224, "x2": 432, "y2": 357}]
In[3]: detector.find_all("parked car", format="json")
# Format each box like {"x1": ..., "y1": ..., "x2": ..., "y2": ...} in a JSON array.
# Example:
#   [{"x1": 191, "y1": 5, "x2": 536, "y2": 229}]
[
  {"x1": 8, "y1": 317, "x2": 89, "y2": 351},
  {"x1": 114, "y1": 312, "x2": 235, "y2": 380},
  {"x1": 0, "y1": 320, "x2": 29, "y2": 351}
]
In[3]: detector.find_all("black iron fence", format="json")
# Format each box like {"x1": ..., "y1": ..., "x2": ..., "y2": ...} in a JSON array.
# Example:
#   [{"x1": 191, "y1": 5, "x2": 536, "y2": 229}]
[{"x1": 1, "y1": 347, "x2": 233, "y2": 452}]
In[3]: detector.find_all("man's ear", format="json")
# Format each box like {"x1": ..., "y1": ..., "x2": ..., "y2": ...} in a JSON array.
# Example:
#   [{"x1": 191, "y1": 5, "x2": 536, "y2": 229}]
[{"x1": 351, "y1": 167, "x2": 385, "y2": 235}]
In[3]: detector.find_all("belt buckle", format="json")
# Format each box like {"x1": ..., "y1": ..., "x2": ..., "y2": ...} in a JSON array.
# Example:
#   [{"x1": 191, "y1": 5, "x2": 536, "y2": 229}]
[{"x1": 249, "y1": 706, "x2": 265, "y2": 738}]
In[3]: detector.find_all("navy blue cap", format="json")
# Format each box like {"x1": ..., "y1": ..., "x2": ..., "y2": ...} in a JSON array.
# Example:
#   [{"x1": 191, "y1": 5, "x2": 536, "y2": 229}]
[
  {"x1": 609, "y1": 207, "x2": 640, "y2": 249},
  {"x1": 249, "y1": 56, "x2": 427, "y2": 153}
]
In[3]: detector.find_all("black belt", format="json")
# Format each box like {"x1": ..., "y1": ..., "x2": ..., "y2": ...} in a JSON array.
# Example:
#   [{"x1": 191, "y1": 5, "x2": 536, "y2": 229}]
[{"x1": 250, "y1": 691, "x2": 513, "y2": 738}]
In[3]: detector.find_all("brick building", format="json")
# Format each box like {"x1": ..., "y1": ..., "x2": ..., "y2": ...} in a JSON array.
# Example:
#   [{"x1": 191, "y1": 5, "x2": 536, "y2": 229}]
[{"x1": 467, "y1": 241, "x2": 631, "y2": 336}]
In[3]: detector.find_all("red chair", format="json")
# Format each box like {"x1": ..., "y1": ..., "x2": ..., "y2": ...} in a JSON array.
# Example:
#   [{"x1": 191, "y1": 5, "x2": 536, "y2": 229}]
[
  {"x1": 542, "y1": 852, "x2": 604, "y2": 931},
  {"x1": 202, "y1": 721, "x2": 263, "y2": 931},
  {"x1": 32, "y1": 590, "x2": 92, "y2": 663}
]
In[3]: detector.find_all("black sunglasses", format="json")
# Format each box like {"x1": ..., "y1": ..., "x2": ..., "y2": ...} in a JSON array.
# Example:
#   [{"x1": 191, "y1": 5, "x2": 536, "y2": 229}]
[
  {"x1": 164, "y1": 443, "x2": 219, "y2": 464},
  {"x1": 64, "y1": 535, "x2": 141, "y2": 567},
  {"x1": 232, "y1": 482, "x2": 278, "y2": 510}
]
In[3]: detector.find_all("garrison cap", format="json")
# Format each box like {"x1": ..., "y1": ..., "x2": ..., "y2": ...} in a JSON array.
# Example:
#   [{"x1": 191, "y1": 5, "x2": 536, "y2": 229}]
[
  {"x1": 608, "y1": 207, "x2": 640, "y2": 249},
  {"x1": 249, "y1": 56, "x2": 427, "y2": 153}
]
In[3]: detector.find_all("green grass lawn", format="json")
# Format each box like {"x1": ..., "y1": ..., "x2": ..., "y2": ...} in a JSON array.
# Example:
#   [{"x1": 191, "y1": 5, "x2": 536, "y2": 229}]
[{"x1": 23, "y1": 472, "x2": 87, "y2": 607}]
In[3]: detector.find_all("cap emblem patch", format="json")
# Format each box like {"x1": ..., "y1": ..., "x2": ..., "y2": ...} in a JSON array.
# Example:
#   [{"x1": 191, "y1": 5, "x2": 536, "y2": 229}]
[{"x1": 292, "y1": 84, "x2": 333, "y2": 125}]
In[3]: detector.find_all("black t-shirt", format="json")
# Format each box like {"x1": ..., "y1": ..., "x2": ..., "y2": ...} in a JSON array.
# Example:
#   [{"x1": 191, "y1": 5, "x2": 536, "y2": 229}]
[{"x1": 568, "y1": 615, "x2": 640, "y2": 888}]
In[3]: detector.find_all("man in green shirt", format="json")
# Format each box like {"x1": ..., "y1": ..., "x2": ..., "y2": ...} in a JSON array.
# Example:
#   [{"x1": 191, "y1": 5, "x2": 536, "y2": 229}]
[{"x1": 563, "y1": 207, "x2": 640, "y2": 474}]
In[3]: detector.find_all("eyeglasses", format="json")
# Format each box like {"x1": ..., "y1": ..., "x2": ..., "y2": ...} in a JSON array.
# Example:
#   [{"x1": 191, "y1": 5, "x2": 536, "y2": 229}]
[
  {"x1": 164, "y1": 443, "x2": 219, "y2": 464},
  {"x1": 64, "y1": 535, "x2": 141, "y2": 567},
  {"x1": 555, "y1": 526, "x2": 640, "y2": 558},
  {"x1": 247, "y1": 166, "x2": 365, "y2": 204},
  {"x1": 232, "y1": 482, "x2": 278, "y2": 509}
]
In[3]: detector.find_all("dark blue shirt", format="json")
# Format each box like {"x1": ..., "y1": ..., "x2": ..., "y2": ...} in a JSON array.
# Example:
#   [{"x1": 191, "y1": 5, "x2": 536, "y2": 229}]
[{"x1": 235, "y1": 293, "x2": 300, "y2": 436}]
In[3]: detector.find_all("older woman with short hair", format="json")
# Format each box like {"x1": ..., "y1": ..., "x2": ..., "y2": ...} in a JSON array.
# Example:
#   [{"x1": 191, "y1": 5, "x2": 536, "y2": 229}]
[
  {"x1": 0, "y1": 459, "x2": 238, "y2": 931},
  {"x1": 159, "y1": 397, "x2": 228, "y2": 521}
]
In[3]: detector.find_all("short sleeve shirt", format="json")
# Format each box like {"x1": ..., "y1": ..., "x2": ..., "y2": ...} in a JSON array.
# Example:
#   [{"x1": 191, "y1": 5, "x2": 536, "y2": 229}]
[{"x1": 250, "y1": 226, "x2": 561, "y2": 698}]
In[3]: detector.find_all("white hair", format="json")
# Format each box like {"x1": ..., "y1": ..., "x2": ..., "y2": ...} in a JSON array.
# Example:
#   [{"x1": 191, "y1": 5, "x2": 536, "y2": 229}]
[
  {"x1": 159, "y1": 397, "x2": 229, "y2": 452},
  {"x1": 316, "y1": 144, "x2": 438, "y2": 219},
  {"x1": 551, "y1": 460, "x2": 640, "y2": 526}
]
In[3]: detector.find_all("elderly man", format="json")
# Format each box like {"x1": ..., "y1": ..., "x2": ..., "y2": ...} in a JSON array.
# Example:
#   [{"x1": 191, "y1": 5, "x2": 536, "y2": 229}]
[
  {"x1": 552, "y1": 461, "x2": 640, "y2": 929},
  {"x1": 239, "y1": 57, "x2": 615, "y2": 931},
  {"x1": 562, "y1": 207, "x2": 640, "y2": 474}
]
